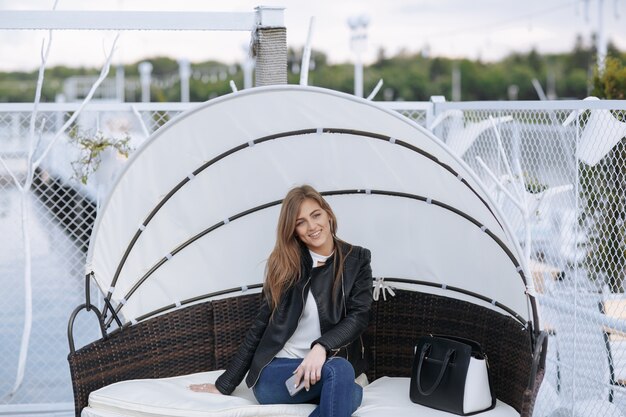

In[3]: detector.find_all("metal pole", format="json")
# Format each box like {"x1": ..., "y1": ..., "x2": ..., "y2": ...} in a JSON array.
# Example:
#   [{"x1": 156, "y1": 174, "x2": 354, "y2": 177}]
[
  {"x1": 0, "y1": 11, "x2": 257, "y2": 31},
  {"x1": 597, "y1": 0, "x2": 607, "y2": 73},
  {"x1": 115, "y1": 65, "x2": 125, "y2": 103},
  {"x1": 452, "y1": 64, "x2": 461, "y2": 102},
  {"x1": 243, "y1": 58, "x2": 254, "y2": 89},
  {"x1": 54, "y1": 94, "x2": 65, "y2": 132},
  {"x1": 354, "y1": 55, "x2": 363, "y2": 98},
  {"x1": 241, "y1": 44, "x2": 254, "y2": 89},
  {"x1": 138, "y1": 62, "x2": 153, "y2": 103},
  {"x1": 348, "y1": 15, "x2": 369, "y2": 98},
  {"x1": 299, "y1": 17, "x2": 316, "y2": 86},
  {"x1": 178, "y1": 59, "x2": 191, "y2": 103}
]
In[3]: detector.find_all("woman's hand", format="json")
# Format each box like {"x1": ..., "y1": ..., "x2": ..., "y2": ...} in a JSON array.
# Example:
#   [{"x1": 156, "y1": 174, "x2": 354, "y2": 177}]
[
  {"x1": 188, "y1": 382, "x2": 222, "y2": 394},
  {"x1": 294, "y1": 344, "x2": 327, "y2": 391}
]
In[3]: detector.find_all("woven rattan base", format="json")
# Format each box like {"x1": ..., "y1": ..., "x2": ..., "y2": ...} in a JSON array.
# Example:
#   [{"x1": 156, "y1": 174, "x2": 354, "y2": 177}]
[{"x1": 68, "y1": 289, "x2": 543, "y2": 417}]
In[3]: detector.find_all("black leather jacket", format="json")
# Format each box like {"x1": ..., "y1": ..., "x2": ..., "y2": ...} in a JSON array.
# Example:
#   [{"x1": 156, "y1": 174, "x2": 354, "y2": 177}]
[{"x1": 215, "y1": 242, "x2": 373, "y2": 395}]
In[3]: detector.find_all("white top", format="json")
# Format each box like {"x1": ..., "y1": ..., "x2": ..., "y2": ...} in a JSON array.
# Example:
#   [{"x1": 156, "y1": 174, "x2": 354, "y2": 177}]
[{"x1": 275, "y1": 250, "x2": 331, "y2": 359}]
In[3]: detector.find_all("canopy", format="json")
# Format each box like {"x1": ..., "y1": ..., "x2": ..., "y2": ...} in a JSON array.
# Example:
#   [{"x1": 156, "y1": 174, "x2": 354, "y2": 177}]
[{"x1": 86, "y1": 86, "x2": 534, "y2": 326}]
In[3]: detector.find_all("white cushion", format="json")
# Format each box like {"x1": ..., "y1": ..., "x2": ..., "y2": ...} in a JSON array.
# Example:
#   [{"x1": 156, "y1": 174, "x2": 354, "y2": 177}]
[
  {"x1": 356, "y1": 377, "x2": 519, "y2": 417},
  {"x1": 84, "y1": 372, "x2": 519, "y2": 417},
  {"x1": 86, "y1": 370, "x2": 315, "y2": 417}
]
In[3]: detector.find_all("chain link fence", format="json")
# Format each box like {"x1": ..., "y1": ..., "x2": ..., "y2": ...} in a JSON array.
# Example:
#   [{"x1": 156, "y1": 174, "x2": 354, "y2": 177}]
[
  {"x1": 0, "y1": 104, "x2": 189, "y2": 412},
  {"x1": 405, "y1": 101, "x2": 626, "y2": 417},
  {"x1": 1, "y1": 100, "x2": 626, "y2": 417}
]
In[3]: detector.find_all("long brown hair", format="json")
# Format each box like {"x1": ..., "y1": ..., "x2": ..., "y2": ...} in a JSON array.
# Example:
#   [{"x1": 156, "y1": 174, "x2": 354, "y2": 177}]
[{"x1": 264, "y1": 185, "x2": 349, "y2": 310}]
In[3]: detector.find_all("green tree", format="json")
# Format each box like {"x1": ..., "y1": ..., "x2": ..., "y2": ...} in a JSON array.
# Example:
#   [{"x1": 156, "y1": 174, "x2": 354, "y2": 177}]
[
  {"x1": 581, "y1": 56, "x2": 626, "y2": 292},
  {"x1": 593, "y1": 57, "x2": 626, "y2": 99},
  {"x1": 527, "y1": 48, "x2": 544, "y2": 73},
  {"x1": 429, "y1": 57, "x2": 450, "y2": 81},
  {"x1": 0, "y1": 33, "x2": 620, "y2": 102},
  {"x1": 560, "y1": 68, "x2": 589, "y2": 98},
  {"x1": 569, "y1": 34, "x2": 592, "y2": 70}
]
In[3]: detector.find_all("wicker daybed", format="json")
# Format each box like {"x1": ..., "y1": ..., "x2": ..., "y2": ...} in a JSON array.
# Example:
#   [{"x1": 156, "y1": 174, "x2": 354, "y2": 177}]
[
  {"x1": 69, "y1": 287, "x2": 545, "y2": 417},
  {"x1": 68, "y1": 86, "x2": 547, "y2": 417}
]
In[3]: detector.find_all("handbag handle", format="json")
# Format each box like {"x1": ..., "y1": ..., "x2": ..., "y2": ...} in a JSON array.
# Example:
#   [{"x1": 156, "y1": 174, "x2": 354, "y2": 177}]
[{"x1": 416, "y1": 343, "x2": 455, "y2": 396}]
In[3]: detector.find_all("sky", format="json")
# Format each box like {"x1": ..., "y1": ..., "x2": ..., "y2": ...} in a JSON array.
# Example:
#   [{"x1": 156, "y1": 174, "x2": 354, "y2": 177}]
[{"x1": 0, "y1": 0, "x2": 624, "y2": 71}]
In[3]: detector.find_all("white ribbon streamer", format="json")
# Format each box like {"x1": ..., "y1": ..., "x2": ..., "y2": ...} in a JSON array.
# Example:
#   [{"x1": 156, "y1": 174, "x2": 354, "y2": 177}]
[{"x1": 373, "y1": 277, "x2": 396, "y2": 301}]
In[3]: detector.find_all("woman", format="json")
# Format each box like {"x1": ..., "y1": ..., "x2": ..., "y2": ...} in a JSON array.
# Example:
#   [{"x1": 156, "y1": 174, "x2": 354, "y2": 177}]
[{"x1": 190, "y1": 185, "x2": 373, "y2": 417}]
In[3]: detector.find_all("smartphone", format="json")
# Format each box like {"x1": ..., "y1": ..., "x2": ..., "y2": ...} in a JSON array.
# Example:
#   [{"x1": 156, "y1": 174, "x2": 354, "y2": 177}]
[{"x1": 285, "y1": 373, "x2": 305, "y2": 397}]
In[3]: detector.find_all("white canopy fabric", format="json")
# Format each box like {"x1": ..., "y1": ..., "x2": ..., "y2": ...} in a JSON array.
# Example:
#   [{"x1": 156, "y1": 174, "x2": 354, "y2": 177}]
[{"x1": 86, "y1": 86, "x2": 533, "y2": 325}]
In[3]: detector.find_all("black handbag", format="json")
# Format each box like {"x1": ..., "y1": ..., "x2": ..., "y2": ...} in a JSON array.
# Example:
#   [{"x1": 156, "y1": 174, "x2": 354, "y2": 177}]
[{"x1": 409, "y1": 335, "x2": 495, "y2": 415}]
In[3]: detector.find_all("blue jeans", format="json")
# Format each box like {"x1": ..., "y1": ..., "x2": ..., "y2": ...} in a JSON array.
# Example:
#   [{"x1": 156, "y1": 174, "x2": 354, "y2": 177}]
[{"x1": 252, "y1": 357, "x2": 363, "y2": 417}]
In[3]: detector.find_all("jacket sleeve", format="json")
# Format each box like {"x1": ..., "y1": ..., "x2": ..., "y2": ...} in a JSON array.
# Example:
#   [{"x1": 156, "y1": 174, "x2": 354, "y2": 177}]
[
  {"x1": 214, "y1": 294, "x2": 272, "y2": 395},
  {"x1": 312, "y1": 248, "x2": 373, "y2": 354}
]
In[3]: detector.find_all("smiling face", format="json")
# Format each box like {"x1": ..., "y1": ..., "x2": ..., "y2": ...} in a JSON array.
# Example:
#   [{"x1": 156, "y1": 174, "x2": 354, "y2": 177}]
[{"x1": 294, "y1": 198, "x2": 334, "y2": 256}]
